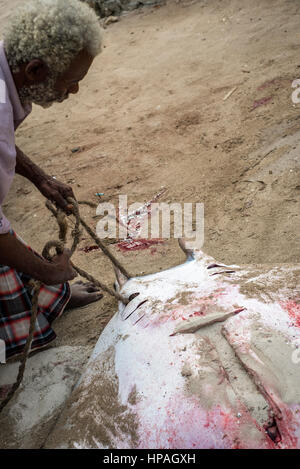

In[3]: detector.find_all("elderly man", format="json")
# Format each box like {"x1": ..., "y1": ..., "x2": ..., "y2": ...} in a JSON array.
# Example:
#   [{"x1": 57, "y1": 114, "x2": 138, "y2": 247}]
[{"x1": 0, "y1": 0, "x2": 103, "y2": 360}]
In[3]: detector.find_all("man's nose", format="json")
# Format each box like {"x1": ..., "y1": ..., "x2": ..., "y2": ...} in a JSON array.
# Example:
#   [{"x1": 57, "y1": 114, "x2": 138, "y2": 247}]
[{"x1": 68, "y1": 83, "x2": 79, "y2": 94}]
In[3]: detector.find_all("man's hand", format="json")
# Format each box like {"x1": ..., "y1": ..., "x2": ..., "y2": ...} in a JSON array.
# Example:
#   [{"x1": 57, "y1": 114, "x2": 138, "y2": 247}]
[
  {"x1": 0, "y1": 234, "x2": 77, "y2": 285},
  {"x1": 39, "y1": 177, "x2": 76, "y2": 214},
  {"x1": 46, "y1": 248, "x2": 77, "y2": 285}
]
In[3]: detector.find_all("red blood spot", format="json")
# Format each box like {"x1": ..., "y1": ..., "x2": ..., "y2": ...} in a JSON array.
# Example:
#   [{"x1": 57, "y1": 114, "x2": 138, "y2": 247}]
[
  {"x1": 193, "y1": 311, "x2": 205, "y2": 316},
  {"x1": 252, "y1": 96, "x2": 272, "y2": 110},
  {"x1": 231, "y1": 443, "x2": 242, "y2": 449},
  {"x1": 280, "y1": 300, "x2": 300, "y2": 328},
  {"x1": 233, "y1": 307, "x2": 245, "y2": 314},
  {"x1": 117, "y1": 238, "x2": 164, "y2": 252}
]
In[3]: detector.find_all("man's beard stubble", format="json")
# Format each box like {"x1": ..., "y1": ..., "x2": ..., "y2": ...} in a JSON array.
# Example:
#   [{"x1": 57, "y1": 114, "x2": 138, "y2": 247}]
[{"x1": 18, "y1": 76, "x2": 65, "y2": 109}]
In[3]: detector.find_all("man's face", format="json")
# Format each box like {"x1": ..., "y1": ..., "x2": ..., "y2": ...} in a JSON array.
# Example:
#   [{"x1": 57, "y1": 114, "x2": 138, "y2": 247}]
[{"x1": 19, "y1": 49, "x2": 94, "y2": 108}]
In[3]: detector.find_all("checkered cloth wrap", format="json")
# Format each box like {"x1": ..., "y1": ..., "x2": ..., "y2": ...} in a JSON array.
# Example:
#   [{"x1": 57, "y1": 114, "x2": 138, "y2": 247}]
[{"x1": 0, "y1": 231, "x2": 71, "y2": 359}]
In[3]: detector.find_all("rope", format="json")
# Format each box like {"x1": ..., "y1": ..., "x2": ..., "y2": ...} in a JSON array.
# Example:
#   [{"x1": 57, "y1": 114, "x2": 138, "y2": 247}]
[
  {"x1": 0, "y1": 281, "x2": 41, "y2": 413},
  {"x1": 0, "y1": 197, "x2": 131, "y2": 414},
  {"x1": 46, "y1": 198, "x2": 130, "y2": 279},
  {"x1": 69, "y1": 198, "x2": 130, "y2": 279},
  {"x1": 44, "y1": 198, "x2": 130, "y2": 304}
]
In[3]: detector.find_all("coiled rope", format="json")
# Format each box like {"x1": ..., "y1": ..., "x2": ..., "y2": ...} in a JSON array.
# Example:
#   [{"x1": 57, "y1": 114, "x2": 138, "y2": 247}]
[{"x1": 0, "y1": 197, "x2": 130, "y2": 413}]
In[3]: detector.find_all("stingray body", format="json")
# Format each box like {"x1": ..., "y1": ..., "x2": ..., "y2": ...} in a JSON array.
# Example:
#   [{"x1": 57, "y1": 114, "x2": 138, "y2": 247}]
[{"x1": 46, "y1": 242, "x2": 300, "y2": 449}]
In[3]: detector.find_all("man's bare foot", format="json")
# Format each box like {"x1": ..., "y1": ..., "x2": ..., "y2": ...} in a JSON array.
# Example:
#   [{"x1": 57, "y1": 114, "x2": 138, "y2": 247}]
[{"x1": 66, "y1": 281, "x2": 103, "y2": 309}]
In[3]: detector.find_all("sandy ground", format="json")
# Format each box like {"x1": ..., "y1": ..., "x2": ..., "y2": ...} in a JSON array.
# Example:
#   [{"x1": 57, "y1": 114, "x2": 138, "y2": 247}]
[{"x1": 0, "y1": 0, "x2": 299, "y2": 448}]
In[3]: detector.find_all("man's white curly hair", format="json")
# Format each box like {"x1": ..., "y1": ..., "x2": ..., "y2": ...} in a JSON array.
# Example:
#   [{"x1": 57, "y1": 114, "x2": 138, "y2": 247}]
[{"x1": 4, "y1": 0, "x2": 102, "y2": 75}]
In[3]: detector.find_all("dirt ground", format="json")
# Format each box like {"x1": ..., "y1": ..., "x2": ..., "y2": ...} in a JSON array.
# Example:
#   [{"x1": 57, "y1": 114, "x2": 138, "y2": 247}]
[{"x1": 0, "y1": 0, "x2": 299, "y2": 448}]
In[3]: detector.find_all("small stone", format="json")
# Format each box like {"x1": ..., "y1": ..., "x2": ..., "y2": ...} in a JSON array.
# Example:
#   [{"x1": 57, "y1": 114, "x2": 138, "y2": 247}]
[
  {"x1": 104, "y1": 15, "x2": 119, "y2": 26},
  {"x1": 71, "y1": 147, "x2": 80, "y2": 154}
]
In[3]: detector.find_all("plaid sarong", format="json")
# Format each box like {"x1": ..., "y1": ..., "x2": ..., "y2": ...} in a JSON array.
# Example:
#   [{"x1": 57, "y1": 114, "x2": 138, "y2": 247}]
[{"x1": 0, "y1": 231, "x2": 71, "y2": 360}]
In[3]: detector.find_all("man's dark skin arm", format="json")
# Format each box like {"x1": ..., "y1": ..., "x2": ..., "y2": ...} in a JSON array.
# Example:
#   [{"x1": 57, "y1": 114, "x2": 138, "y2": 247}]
[
  {"x1": 0, "y1": 146, "x2": 77, "y2": 285},
  {"x1": 0, "y1": 232, "x2": 76, "y2": 285},
  {"x1": 15, "y1": 146, "x2": 75, "y2": 214}
]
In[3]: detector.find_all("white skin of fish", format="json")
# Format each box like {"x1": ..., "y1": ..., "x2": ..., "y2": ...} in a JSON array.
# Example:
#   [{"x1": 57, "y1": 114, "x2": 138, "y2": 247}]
[{"x1": 55, "y1": 246, "x2": 300, "y2": 449}]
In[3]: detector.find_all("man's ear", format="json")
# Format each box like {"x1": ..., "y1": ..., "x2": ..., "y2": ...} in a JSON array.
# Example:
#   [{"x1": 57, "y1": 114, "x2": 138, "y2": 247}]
[{"x1": 24, "y1": 59, "x2": 49, "y2": 84}]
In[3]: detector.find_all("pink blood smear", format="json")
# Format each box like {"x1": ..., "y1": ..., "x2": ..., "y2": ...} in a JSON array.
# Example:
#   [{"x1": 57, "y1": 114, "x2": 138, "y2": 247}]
[
  {"x1": 252, "y1": 96, "x2": 272, "y2": 110},
  {"x1": 117, "y1": 238, "x2": 164, "y2": 252},
  {"x1": 137, "y1": 399, "x2": 273, "y2": 449},
  {"x1": 280, "y1": 300, "x2": 300, "y2": 328},
  {"x1": 189, "y1": 311, "x2": 205, "y2": 318}
]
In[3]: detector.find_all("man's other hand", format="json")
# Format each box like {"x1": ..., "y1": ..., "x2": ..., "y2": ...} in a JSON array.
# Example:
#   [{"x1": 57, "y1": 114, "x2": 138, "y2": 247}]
[
  {"x1": 0, "y1": 234, "x2": 77, "y2": 286},
  {"x1": 47, "y1": 248, "x2": 77, "y2": 285},
  {"x1": 39, "y1": 177, "x2": 76, "y2": 214}
]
